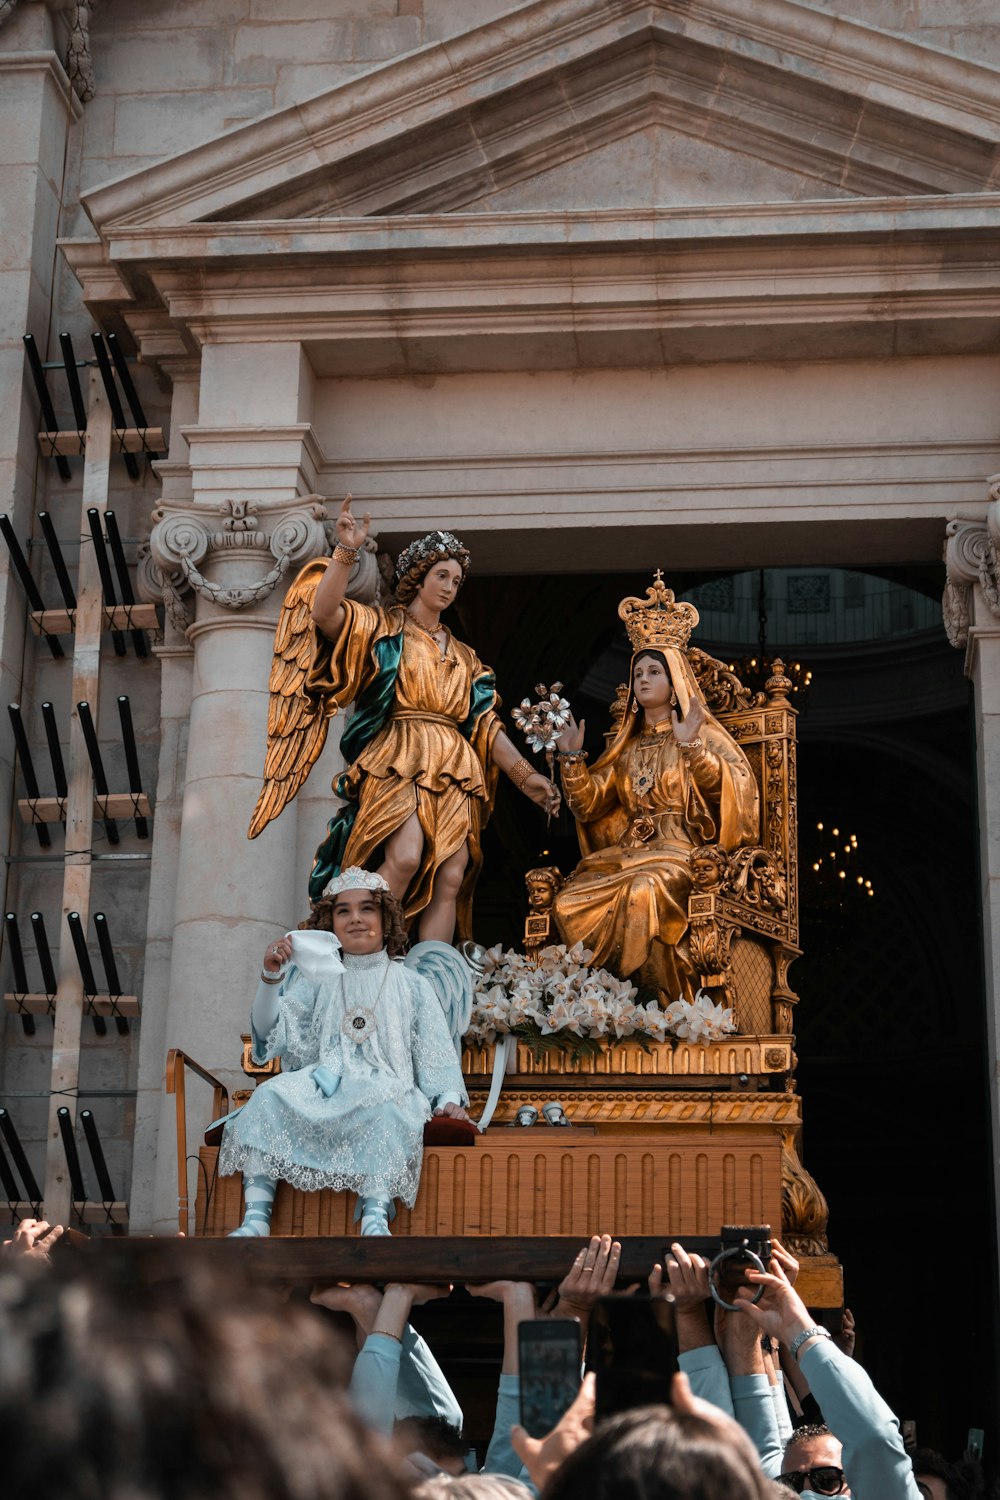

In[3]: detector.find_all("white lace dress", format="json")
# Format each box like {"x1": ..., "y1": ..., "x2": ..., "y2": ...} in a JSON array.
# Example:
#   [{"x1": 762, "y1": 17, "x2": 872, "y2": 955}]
[{"x1": 218, "y1": 949, "x2": 467, "y2": 1205}]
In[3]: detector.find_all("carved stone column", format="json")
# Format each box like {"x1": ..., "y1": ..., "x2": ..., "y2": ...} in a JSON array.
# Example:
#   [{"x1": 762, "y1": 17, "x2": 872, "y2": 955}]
[
  {"x1": 944, "y1": 493, "x2": 1000, "y2": 1225},
  {"x1": 141, "y1": 493, "x2": 332, "y2": 1231}
]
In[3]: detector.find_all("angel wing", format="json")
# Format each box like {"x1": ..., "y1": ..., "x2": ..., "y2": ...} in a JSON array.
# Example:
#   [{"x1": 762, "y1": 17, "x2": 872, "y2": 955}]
[
  {"x1": 404, "y1": 940, "x2": 474, "y2": 1058},
  {"x1": 247, "y1": 558, "x2": 334, "y2": 839}
]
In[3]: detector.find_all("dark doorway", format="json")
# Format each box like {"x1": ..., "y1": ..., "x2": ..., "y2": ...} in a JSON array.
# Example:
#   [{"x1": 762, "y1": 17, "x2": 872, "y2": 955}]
[{"x1": 449, "y1": 563, "x2": 995, "y2": 1458}]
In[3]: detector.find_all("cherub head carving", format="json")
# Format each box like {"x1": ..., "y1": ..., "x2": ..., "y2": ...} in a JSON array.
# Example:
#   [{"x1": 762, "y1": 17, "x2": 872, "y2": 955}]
[
  {"x1": 689, "y1": 845, "x2": 729, "y2": 892},
  {"x1": 525, "y1": 866, "x2": 563, "y2": 912}
]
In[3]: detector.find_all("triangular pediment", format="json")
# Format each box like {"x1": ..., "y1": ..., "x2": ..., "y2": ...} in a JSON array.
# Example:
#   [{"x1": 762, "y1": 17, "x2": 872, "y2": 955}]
[{"x1": 80, "y1": 0, "x2": 1000, "y2": 235}]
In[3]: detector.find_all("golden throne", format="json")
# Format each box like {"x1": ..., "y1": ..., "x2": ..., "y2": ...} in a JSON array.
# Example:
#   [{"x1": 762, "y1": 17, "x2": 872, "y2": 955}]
[{"x1": 468, "y1": 639, "x2": 835, "y2": 1291}]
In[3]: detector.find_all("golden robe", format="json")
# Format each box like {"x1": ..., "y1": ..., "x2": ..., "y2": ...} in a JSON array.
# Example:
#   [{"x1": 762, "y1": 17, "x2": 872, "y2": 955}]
[
  {"x1": 554, "y1": 647, "x2": 758, "y2": 1001},
  {"x1": 307, "y1": 600, "x2": 501, "y2": 937}
]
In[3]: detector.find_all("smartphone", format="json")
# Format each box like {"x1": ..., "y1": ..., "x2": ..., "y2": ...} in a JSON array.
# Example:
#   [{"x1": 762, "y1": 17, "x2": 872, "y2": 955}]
[
  {"x1": 518, "y1": 1319, "x2": 583, "y2": 1439},
  {"x1": 966, "y1": 1428, "x2": 985, "y2": 1462},
  {"x1": 585, "y1": 1295, "x2": 679, "y2": 1420}
]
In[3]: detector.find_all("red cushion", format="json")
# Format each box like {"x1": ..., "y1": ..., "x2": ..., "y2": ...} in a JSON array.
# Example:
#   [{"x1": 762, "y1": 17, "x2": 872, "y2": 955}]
[{"x1": 423, "y1": 1116, "x2": 479, "y2": 1148}]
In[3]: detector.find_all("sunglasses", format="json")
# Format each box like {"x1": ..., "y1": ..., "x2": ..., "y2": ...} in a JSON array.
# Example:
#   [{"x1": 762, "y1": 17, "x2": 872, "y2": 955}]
[{"x1": 777, "y1": 1467, "x2": 848, "y2": 1495}]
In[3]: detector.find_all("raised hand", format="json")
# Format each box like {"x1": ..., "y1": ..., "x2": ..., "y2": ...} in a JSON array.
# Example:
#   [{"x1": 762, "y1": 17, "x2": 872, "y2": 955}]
[
  {"x1": 671, "y1": 695, "x2": 707, "y2": 745},
  {"x1": 511, "y1": 1371, "x2": 595, "y2": 1491},
  {"x1": 554, "y1": 1234, "x2": 625, "y2": 1322},
  {"x1": 335, "y1": 494, "x2": 371, "y2": 553},
  {"x1": 652, "y1": 1241, "x2": 711, "y2": 1311},
  {"x1": 309, "y1": 1282, "x2": 383, "y2": 1336},
  {"x1": 555, "y1": 712, "x2": 586, "y2": 753},
  {"x1": 263, "y1": 935, "x2": 293, "y2": 973}
]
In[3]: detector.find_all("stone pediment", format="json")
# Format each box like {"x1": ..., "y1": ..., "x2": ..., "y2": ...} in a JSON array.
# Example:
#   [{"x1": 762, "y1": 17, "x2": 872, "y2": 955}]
[{"x1": 81, "y1": 0, "x2": 1000, "y2": 234}]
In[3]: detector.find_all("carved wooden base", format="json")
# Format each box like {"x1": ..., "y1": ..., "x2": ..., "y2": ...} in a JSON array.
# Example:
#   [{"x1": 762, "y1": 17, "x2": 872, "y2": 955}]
[{"x1": 200, "y1": 1129, "x2": 782, "y2": 1241}]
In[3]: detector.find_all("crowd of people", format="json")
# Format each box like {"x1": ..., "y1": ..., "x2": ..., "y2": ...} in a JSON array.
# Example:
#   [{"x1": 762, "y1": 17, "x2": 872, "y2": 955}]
[{"x1": 0, "y1": 1224, "x2": 989, "y2": 1500}]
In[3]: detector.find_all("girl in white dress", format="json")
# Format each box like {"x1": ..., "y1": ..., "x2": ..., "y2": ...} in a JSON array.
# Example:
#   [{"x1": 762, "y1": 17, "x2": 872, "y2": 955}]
[{"x1": 220, "y1": 868, "x2": 473, "y2": 1237}]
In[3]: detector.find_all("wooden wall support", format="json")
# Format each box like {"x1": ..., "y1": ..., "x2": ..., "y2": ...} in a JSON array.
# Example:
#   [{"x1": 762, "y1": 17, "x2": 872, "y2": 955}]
[{"x1": 4, "y1": 993, "x2": 139, "y2": 1017}]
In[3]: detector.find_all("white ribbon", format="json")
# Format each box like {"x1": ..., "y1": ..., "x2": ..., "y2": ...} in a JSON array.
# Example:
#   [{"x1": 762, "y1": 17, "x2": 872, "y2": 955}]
[{"x1": 476, "y1": 1035, "x2": 514, "y2": 1130}]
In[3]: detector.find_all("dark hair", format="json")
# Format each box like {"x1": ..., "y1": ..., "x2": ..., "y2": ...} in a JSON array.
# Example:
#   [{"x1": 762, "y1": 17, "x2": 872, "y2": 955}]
[
  {"x1": 542, "y1": 1405, "x2": 777, "y2": 1500},
  {"x1": 395, "y1": 1415, "x2": 467, "y2": 1464},
  {"x1": 631, "y1": 649, "x2": 669, "y2": 682},
  {"x1": 301, "y1": 886, "x2": 409, "y2": 958},
  {"x1": 784, "y1": 1423, "x2": 835, "y2": 1454},
  {"x1": 912, "y1": 1447, "x2": 984, "y2": 1500},
  {"x1": 0, "y1": 1249, "x2": 410, "y2": 1500}
]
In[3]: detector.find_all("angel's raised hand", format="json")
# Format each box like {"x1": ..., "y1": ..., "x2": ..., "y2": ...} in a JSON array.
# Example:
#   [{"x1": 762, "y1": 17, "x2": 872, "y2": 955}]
[{"x1": 336, "y1": 494, "x2": 371, "y2": 551}]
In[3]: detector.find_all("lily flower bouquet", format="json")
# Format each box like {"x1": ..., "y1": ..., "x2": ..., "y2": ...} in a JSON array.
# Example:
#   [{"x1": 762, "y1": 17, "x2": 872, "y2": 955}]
[
  {"x1": 465, "y1": 943, "x2": 739, "y2": 1061},
  {"x1": 465, "y1": 941, "x2": 667, "y2": 1061}
]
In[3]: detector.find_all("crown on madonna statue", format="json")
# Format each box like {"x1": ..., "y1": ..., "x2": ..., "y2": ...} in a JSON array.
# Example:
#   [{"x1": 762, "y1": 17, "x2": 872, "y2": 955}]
[
  {"x1": 321, "y1": 867, "x2": 390, "y2": 899},
  {"x1": 618, "y1": 570, "x2": 700, "y2": 652}
]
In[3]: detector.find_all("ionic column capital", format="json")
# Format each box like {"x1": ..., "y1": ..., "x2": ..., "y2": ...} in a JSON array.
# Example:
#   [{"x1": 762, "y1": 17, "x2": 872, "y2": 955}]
[
  {"x1": 144, "y1": 495, "x2": 380, "y2": 634},
  {"x1": 943, "y1": 507, "x2": 999, "y2": 652}
]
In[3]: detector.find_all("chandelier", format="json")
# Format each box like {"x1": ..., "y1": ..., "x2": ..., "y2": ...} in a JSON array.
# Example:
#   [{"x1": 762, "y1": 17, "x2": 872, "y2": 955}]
[
  {"x1": 730, "y1": 569, "x2": 813, "y2": 703},
  {"x1": 808, "y1": 822, "x2": 875, "y2": 903}
]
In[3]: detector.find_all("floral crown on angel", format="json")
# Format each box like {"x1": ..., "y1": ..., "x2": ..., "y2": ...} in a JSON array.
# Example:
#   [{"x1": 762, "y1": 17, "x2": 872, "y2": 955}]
[
  {"x1": 395, "y1": 530, "x2": 471, "y2": 583},
  {"x1": 618, "y1": 570, "x2": 699, "y2": 652},
  {"x1": 321, "y1": 867, "x2": 390, "y2": 899}
]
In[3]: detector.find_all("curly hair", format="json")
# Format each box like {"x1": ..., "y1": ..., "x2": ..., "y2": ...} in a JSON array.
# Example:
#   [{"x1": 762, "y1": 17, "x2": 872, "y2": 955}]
[
  {"x1": 394, "y1": 535, "x2": 471, "y2": 607},
  {"x1": 301, "y1": 887, "x2": 409, "y2": 958}
]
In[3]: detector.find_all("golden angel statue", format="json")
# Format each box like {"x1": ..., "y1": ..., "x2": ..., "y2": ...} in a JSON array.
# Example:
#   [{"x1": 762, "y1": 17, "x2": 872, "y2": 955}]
[
  {"x1": 249, "y1": 498, "x2": 559, "y2": 943},
  {"x1": 552, "y1": 573, "x2": 759, "y2": 1002}
]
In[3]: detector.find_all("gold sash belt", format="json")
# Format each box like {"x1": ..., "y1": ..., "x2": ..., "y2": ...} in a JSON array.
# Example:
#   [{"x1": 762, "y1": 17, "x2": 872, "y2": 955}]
[{"x1": 391, "y1": 710, "x2": 460, "y2": 728}]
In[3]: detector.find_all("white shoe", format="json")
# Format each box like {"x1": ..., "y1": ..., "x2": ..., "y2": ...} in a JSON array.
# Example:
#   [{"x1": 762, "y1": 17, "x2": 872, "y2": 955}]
[{"x1": 359, "y1": 1197, "x2": 392, "y2": 1236}]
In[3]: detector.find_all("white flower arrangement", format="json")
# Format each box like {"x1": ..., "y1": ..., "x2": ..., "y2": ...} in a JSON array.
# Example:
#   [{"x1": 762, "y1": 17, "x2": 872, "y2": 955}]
[
  {"x1": 465, "y1": 942, "x2": 666, "y2": 1061},
  {"x1": 465, "y1": 944, "x2": 738, "y2": 1060},
  {"x1": 662, "y1": 992, "x2": 737, "y2": 1044}
]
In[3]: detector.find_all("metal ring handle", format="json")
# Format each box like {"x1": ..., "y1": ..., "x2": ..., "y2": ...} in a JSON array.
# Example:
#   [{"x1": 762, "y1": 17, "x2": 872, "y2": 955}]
[{"x1": 708, "y1": 1242, "x2": 767, "y2": 1312}]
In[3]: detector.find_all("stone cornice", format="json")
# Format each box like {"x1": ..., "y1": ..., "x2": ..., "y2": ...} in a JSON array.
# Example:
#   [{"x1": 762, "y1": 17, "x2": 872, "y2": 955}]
[
  {"x1": 0, "y1": 47, "x2": 81, "y2": 119},
  {"x1": 69, "y1": 195, "x2": 1000, "y2": 268},
  {"x1": 77, "y1": 0, "x2": 1000, "y2": 233}
]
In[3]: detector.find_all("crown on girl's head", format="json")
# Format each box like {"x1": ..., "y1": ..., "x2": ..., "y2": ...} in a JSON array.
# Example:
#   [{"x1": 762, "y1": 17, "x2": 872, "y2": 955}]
[
  {"x1": 321, "y1": 867, "x2": 390, "y2": 899},
  {"x1": 618, "y1": 570, "x2": 699, "y2": 652}
]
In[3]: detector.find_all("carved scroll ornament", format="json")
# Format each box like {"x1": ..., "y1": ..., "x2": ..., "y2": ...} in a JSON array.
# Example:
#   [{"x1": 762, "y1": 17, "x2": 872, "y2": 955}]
[
  {"x1": 943, "y1": 498, "x2": 1000, "y2": 651},
  {"x1": 144, "y1": 497, "x2": 379, "y2": 634}
]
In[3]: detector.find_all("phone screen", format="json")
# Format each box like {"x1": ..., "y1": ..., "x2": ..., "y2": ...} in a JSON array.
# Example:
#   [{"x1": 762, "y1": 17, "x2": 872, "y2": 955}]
[
  {"x1": 518, "y1": 1320, "x2": 583, "y2": 1439},
  {"x1": 586, "y1": 1295, "x2": 679, "y2": 1420}
]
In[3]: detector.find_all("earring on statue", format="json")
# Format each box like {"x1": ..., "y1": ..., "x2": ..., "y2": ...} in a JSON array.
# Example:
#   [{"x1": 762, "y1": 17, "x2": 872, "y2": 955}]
[{"x1": 630, "y1": 697, "x2": 638, "y2": 714}]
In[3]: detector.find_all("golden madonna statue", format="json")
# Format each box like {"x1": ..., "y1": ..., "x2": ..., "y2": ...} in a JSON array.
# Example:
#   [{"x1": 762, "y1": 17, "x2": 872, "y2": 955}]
[
  {"x1": 553, "y1": 573, "x2": 759, "y2": 1002},
  {"x1": 249, "y1": 499, "x2": 558, "y2": 943}
]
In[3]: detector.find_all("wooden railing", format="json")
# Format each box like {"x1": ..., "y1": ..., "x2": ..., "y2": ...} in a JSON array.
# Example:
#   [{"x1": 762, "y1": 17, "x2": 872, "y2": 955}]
[{"x1": 164, "y1": 1050, "x2": 229, "y2": 1235}]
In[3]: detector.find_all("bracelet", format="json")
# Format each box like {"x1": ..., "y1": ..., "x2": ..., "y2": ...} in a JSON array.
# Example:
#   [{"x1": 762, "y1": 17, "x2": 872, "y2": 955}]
[
  {"x1": 789, "y1": 1326, "x2": 832, "y2": 1362},
  {"x1": 332, "y1": 542, "x2": 359, "y2": 567},
  {"x1": 260, "y1": 968, "x2": 286, "y2": 985},
  {"x1": 506, "y1": 757, "x2": 534, "y2": 793},
  {"x1": 557, "y1": 749, "x2": 588, "y2": 764},
  {"x1": 370, "y1": 1328, "x2": 403, "y2": 1343},
  {"x1": 678, "y1": 737, "x2": 704, "y2": 755}
]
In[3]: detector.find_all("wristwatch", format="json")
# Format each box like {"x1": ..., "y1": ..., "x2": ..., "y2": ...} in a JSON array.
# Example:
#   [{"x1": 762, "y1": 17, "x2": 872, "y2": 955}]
[{"x1": 789, "y1": 1326, "x2": 833, "y2": 1361}]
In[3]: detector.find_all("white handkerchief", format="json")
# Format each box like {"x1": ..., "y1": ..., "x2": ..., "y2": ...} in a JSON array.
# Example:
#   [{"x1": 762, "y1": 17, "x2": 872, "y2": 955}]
[{"x1": 287, "y1": 929, "x2": 344, "y2": 983}]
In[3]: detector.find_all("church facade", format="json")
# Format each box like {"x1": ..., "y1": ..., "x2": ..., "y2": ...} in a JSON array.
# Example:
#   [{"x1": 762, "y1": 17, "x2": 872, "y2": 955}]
[{"x1": 1, "y1": 0, "x2": 999, "y2": 1272}]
